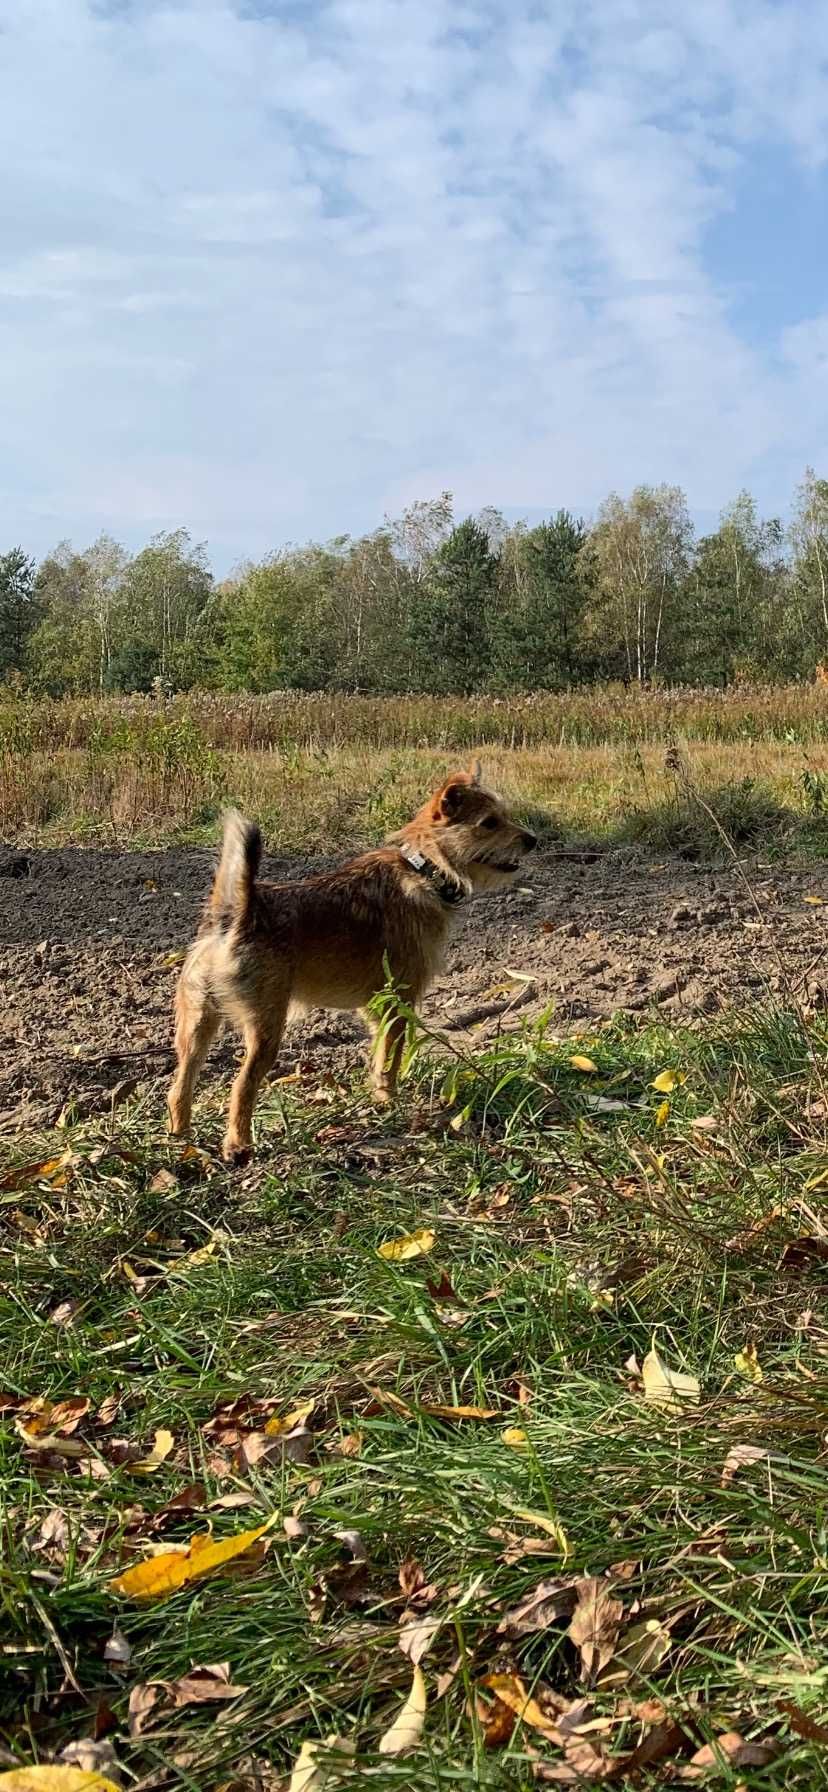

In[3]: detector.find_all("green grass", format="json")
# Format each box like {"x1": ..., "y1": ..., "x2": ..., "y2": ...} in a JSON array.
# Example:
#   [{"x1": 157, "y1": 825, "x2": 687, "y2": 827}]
[{"x1": 3, "y1": 1009, "x2": 828, "y2": 1788}]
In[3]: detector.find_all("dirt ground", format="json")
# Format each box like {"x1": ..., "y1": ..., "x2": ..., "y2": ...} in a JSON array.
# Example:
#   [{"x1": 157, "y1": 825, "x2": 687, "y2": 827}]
[{"x1": 2, "y1": 840, "x2": 828, "y2": 1136}]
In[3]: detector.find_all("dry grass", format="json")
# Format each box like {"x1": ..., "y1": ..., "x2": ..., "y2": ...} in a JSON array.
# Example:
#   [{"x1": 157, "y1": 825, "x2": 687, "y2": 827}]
[{"x1": 6, "y1": 681, "x2": 828, "y2": 755}]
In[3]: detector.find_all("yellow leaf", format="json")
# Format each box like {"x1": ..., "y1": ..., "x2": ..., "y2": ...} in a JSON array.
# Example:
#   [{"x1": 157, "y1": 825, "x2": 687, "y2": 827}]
[
  {"x1": 378, "y1": 1665, "x2": 427, "y2": 1755},
  {"x1": 0, "y1": 1773, "x2": 121, "y2": 1792},
  {"x1": 421, "y1": 1402, "x2": 498, "y2": 1421},
  {"x1": 570, "y1": 1055, "x2": 598, "y2": 1073},
  {"x1": 377, "y1": 1229, "x2": 435, "y2": 1262},
  {"x1": 161, "y1": 948, "x2": 186, "y2": 967},
  {"x1": 509, "y1": 1506, "x2": 570, "y2": 1561},
  {"x1": 502, "y1": 1426, "x2": 528, "y2": 1449},
  {"x1": 0, "y1": 1156, "x2": 69, "y2": 1193},
  {"x1": 655, "y1": 1099, "x2": 670, "y2": 1129},
  {"x1": 169, "y1": 1238, "x2": 221, "y2": 1273},
  {"x1": 286, "y1": 1737, "x2": 353, "y2": 1792},
  {"x1": 130, "y1": 1428, "x2": 175, "y2": 1475},
  {"x1": 651, "y1": 1069, "x2": 685, "y2": 1094},
  {"x1": 642, "y1": 1345, "x2": 700, "y2": 1411},
  {"x1": 734, "y1": 1341, "x2": 763, "y2": 1383},
  {"x1": 479, "y1": 1672, "x2": 559, "y2": 1739},
  {"x1": 109, "y1": 1519, "x2": 273, "y2": 1600},
  {"x1": 264, "y1": 1399, "x2": 315, "y2": 1437},
  {"x1": 804, "y1": 895, "x2": 824, "y2": 905}
]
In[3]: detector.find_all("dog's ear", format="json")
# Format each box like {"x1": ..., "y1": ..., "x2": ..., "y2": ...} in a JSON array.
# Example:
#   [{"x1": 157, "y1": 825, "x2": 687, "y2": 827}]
[
  {"x1": 468, "y1": 758, "x2": 482, "y2": 786},
  {"x1": 434, "y1": 779, "x2": 469, "y2": 821}
]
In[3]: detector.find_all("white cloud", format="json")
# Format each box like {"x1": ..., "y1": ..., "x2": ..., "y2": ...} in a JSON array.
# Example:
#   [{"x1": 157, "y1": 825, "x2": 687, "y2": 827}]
[{"x1": 0, "y1": 0, "x2": 827, "y2": 565}]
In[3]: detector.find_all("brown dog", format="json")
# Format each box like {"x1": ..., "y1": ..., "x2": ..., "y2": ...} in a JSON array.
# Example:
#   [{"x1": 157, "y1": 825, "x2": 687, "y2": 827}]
[{"x1": 167, "y1": 762, "x2": 536, "y2": 1163}]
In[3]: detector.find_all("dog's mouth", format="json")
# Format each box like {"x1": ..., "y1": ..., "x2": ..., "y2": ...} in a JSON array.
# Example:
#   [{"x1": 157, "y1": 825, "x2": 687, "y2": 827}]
[{"x1": 492, "y1": 858, "x2": 520, "y2": 873}]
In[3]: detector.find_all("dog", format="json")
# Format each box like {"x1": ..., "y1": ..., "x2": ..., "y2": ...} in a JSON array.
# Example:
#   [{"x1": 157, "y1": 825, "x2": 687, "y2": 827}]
[{"x1": 167, "y1": 761, "x2": 536, "y2": 1164}]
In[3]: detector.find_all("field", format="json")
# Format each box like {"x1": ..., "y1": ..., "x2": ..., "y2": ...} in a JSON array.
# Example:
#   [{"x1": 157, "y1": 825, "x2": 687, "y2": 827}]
[{"x1": 2, "y1": 689, "x2": 828, "y2": 1789}]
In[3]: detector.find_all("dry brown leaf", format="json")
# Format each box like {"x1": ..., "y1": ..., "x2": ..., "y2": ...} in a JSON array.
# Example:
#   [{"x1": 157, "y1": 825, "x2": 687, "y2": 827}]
[
  {"x1": 777, "y1": 1699, "x2": 828, "y2": 1744},
  {"x1": 721, "y1": 1443, "x2": 770, "y2": 1487},
  {"x1": 532, "y1": 1735, "x2": 618, "y2": 1781},
  {"x1": 0, "y1": 1155, "x2": 70, "y2": 1192},
  {"x1": 378, "y1": 1665, "x2": 427, "y2": 1755},
  {"x1": 56, "y1": 1742, "x2": 121, "y2": 1784},
  {"x1": 128, "y1": 1682, "x2": 162, "y2": 1738},
  {"x1": 398, "y1": 1556, "x2": 438, "y2": 1607},
  {"x1": 109, "y1": 1519, "x2": 273, "y2": 1600},
  {"x1": 568, "y1": 1577, "x2": 624, "y2": 1685},
  {"x1": 167, "y1": 1663, "x2": 249, "y2": 1706},
  {"x1": 676, "y1": 1731, "x2": 775, "y2": 1778},
  {"x1": 600, "y1": 1618, "x2": 671, "y2": 1684},
  {"x1": 399, "y1": 1613, "x2": 440, "y2": 1665},
  {"x1": 642, "y1": 1346, "x2": 700, "y2": 1411},
  {"x1": 18, "y1": 1396, "x2": 91, "y2": 1437},
  {"x1": 30, "y1": 1508, "x2": 69, "y2": 1560},
  {"x1": 497, "y1": 1576, "x2": 578, "y2": 1638},
  {"x1": 95, "y1": 1395, "x2": 121, "y2": 1429}
]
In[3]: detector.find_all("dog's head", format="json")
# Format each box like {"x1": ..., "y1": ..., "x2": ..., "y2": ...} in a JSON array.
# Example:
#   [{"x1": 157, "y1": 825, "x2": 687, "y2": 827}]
[{"x1": 411, "y1": 761, "x2": 537, "y2": 889}]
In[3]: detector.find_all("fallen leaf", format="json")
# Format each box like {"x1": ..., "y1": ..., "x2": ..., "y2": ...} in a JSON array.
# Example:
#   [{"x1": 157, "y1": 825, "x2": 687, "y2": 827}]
[
  {"x1": 781, "y1": 1234, "x2": 828, "y2": 1270},
  {"x1": 49, "y1": 1301, "x2": 78, "y2": 1328},
  {"x1": 475, "y1": 1690, "x2": 516, "y2": 1748},
  {"x1": 568, "y1": 1577, "x2": 624, "y2": 1685},
  {"x1": 570, "y1": 1055, "x2": 598, "y2": 1073},
  {"x1": 17, "y1": 1396, "x2": 91, "y2": 1437},
  {"x1": 655, "y1": 1099, "x2": 670, "y2": 1129},
  {"x1": 377, "y1": 1228, "x2": 435, "y2": 1262},
  {"x1": 0, "y1": 1773, "x2": 121, "y2": 1792},
  {"x1": 149, "y1": 1168, "x2": 178, "y2": 1194},
  {"x1": 128, "y1": 1682, "x2": 162, "y2": 1738},
  {"x1": 502, "y1": 1426, "x2": 529, "y2": 1448},
  {"x1": 676, "y1": 1731, "x2": 775, "y2": 1778},
  {"x1": 264, "y1": 1399, "x2": 315, "y2": 1437},
  {"x1": 777, "y1": 1699, "x2": 828, "y2": 1744},
  {"x1": 96, "y1": 1395, "x2": 121, "y2": 1428},
  {"x1": 804, "y1": 894, "x2": 824, "y2": 905},
  {"x1": 426, "y1": 1272, "x2": 461, "y2": 1303},
  {"x1": 0, "y1": 1156, "x2": 69, "y2": 1192},
  {"x1": 498, "y1": 1576, "x2": 578, "y2": 1638},
  {"x1": 733, "y1": 1342, "x2": 762, "y2": 1384},
  {"x1": 287, "y1": 1738, "x2": 353, "y2": 1792},
  {"x1": 167, "y1": 1662, "x2": 249, "y2": 1706},
  {"x1": 109, "y1": 1519, "x2": 273, "y2": 1600},
  {"x1": 651, "y1": 1069, "x2": 684, "y2": 1094},
  {"x1": 103, "y1": 1626, "x2": 132, "y2": 1668},
  {"x1": 130, "y1": 1428, "x2": 175, "y2": 1475},
  {"x1": 532, "y1": 1736, "x2": 618, "y2": 1781},
  {"x1": 30, "y1": 1508, "x2": 69, "y2": 1560},
  {"x1": 642, "y1": 1346, "x2": 700, "y2": 1411},
  {"x1": 479, "y1": 1672, "x2": 560, "y2": 1739},
  {"x1": 509, "y1": 1508, "x2": 571, "y2": 1560},
  {"x1": 721, "y1": 1443, "x2": 770, "y2": 1487},
  {"x1": 56, "y1": 1743, "x2": 121, "y2": 1782},
  {"x1": 399, "y1": 1556, "x2": 438, "y2": 1606},
  {"x1": 378, "y1": 1665, "x2": 427, "y2": 1755},
  {"x1": 399, "y1": 1614, "x2": 440, "y2": 1665},
  {"x1": 421, "y1": 1402, "x2": 499, "y2": 1421},
  {"x1": 600, "y1": 1618, "x2": 671, "y2": 1684}
]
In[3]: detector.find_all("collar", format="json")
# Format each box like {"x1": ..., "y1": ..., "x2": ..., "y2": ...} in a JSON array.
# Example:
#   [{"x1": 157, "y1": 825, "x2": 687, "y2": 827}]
[{"x1": 399, "y1": 842, "x2": 467, "y2": 906}]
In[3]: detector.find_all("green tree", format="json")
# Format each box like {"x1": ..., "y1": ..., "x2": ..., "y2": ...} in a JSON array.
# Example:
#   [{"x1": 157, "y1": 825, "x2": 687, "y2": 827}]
[
  {"x1": 407, "y1": 517, "x2": 497, "y2": 693},
  {"x1": 789, "y1": 468, "x2": 828, "y2": 669},
  {"x1": 0, "y1": 548, "x2": 37, "y2": 680},
  {"x1": 490, "y1": 512, "x2": 594, "y2": 688},
  {"x1": 685, "y1": 494, "x2": 786, "y2": 683},
  {"x1": 115, "y1": 530, "x2": 212, "y2": 689},
  {"x1": 589, "y1": 487, "x2": 693, "y2": 683}
]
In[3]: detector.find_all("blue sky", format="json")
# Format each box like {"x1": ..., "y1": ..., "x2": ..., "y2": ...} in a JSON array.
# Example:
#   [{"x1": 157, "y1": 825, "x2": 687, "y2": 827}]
[{"x1": 1, "y1": 0, "x2": 827, "y2": 574}]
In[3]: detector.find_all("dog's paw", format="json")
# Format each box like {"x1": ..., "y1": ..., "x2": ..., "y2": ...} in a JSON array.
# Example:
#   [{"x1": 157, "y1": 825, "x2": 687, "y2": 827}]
[{"x1": 222, "y1": 1140, "x2": 252, "y2": 1169}]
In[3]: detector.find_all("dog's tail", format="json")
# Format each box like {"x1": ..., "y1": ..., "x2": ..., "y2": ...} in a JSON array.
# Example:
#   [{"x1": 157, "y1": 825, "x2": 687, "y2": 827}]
[{"x1": 209, "y1": 809, "x2": 262, "y2": 928}]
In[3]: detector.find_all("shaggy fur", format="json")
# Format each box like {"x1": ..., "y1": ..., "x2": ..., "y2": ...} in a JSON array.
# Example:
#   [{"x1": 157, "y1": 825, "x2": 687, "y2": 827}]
[{"x1": 167, "y1": 762, "x2": 536, "y2": 1163}]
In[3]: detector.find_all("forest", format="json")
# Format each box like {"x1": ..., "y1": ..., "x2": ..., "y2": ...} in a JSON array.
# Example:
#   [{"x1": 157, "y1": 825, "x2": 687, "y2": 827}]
[{"x1": 3, "y1": 472, "x2": 828, "y2": 697}]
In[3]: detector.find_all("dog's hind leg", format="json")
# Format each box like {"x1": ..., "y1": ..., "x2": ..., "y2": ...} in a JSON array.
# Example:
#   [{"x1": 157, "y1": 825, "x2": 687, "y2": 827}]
[
  {"x1": 167, "y1": 978, "x2": 221, "y2": 1139},
  {"x1": 222, "y1": 1005, "x2": 287, "y2": 1167}
]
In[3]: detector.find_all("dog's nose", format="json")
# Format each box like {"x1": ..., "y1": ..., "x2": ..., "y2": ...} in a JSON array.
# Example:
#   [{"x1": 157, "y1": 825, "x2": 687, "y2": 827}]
[{"x1": 522, "y1": 829, "x2": 537, "y2": 852}]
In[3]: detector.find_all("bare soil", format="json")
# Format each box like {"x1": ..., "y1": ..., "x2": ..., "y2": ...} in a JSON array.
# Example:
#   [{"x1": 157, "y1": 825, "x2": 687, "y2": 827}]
[{"x1": 2, "y1": 841, "x2": 827, "y2": 1136}]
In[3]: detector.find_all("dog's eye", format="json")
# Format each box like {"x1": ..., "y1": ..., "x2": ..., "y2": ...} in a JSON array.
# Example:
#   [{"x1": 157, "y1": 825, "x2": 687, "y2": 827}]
[{"x1": 479, "y1": 815, "x2": 499, "y2": 830}]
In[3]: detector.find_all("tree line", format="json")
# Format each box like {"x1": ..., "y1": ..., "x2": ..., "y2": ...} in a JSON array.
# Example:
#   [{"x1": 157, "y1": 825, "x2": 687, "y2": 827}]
[{"x1": 4, "y1": 472, "x2": 828, "y2": 696}]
